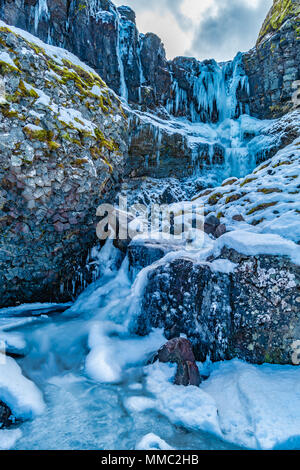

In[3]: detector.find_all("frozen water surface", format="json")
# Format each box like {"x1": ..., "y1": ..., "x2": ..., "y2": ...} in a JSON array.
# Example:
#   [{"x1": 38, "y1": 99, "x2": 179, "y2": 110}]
[{"x1": 0, "y1": 241, "x2": 299, "y2": 450}]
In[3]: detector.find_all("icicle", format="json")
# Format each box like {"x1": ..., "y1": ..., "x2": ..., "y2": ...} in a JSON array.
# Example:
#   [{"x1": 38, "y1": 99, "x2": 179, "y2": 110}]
[
  {"x1": 34, "y1": 0, "x2": 49, "y2": 33},
  {"x1": 116, "y1": 12, "x2": 128, "y2": 101}
]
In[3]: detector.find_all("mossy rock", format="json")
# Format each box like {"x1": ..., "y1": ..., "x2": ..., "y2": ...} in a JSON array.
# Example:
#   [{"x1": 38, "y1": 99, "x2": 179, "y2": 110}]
[
  {"x1": 208, "y1": 192, "x2": 224, "y2": 206},
  {"x1": 257, "y1": 0, "x2": 300, "y2": 46},
  {"x1": 247, "y1": 202, "x2": 278, "y2": 215},
  {"x1": 225, "y1": 193, "x2": 243, "y2": 204}
]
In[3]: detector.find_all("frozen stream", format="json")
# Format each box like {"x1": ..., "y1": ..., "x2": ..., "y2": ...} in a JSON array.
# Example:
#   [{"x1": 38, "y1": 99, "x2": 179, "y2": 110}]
[
  {"x1": 0, "y1": 242, "x2": 240, "y2": 450},
  {"x1": 1, "y1": 241, "x2": 300, "y2": 451}
]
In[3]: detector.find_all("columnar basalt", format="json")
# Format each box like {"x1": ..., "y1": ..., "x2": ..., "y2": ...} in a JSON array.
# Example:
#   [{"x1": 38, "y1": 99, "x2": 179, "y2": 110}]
[{"x1": 0, "y1": 22, "x2": 127, "y2": 307}]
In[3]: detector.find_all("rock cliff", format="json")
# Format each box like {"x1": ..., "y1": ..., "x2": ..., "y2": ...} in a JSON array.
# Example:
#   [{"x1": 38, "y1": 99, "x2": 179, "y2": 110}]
[
  {"x1": 244, "y1": 0, "x2": 300, "y2": 119},
  {"x1": 0, "y1": 20, "x2": 127, "y2": 307},
  {"x1": 1, "y1": 0, "x2": 299, "y2": 121}
]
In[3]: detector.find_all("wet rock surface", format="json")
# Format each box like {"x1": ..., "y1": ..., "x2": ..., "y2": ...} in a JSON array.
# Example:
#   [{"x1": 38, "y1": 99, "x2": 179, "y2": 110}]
[
  {"x1": 156, "y1": 338, "x2": 201, "y2": 387},
  {"x1": 134, "y1": 249, "x2": 300, "y2": 365}
]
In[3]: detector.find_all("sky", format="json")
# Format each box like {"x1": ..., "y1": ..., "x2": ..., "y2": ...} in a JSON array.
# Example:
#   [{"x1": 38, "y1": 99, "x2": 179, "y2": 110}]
[{"x1": 114, "y1": 0, "x2": 273, "y2": 62}]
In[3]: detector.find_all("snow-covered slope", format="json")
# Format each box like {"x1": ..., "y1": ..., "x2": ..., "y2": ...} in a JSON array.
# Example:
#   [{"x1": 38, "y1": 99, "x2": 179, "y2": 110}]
[{"x1": 194, "y1": 112, "x2": 300, "y2": 243}]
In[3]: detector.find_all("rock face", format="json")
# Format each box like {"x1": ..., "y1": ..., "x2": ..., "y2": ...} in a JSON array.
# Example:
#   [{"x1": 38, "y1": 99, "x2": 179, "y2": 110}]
[
  {"x1": 0, "y1": 400, "x2": 13, "y2": 429},
  {"x1": 156, "y1": 338, "x2": 201, "y2": 387},
  {"x1": 243, "y1": 0, "x2": 300, "y2": 118},
  {"x1": 0, "y1": 22, "x2": 127, "y2": 307},
  {"x1": 133, "y1": 250, "x2": 300, "y2": 365},
  {"x1": 0, "y1": 0, "x2": 299, "y2": 121}
]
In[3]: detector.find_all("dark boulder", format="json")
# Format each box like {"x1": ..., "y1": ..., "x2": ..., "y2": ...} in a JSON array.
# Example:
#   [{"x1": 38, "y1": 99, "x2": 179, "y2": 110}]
[
  {"x1": 0, "y1": 401, "x2": 13, "y2": 429},
  {"x1": 204, "y1": 214, "x2": 220, "y2": 236},
  {"x1": 157, "y1": 338, "x2": 201, "y2": 387},
  {"x1": 134, "y1": 248, "x2": 300, "y2": 365},
  {"x1": 214, "y1": 223, "x2": 227, "y2": 238}
]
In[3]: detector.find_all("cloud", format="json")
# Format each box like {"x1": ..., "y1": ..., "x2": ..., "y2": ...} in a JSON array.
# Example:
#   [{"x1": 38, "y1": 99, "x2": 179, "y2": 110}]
[
  {"x1": 114, "y1": 0, "x2": 273, "y2": 61},
  {"x1": 186, "y1": 0, "x2": 273, "y2": 61}
]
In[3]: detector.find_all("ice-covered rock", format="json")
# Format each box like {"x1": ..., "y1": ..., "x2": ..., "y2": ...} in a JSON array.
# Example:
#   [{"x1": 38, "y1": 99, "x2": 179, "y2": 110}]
[{"x1": 134, "y1": 247, "x2": 300, "y2": 364}]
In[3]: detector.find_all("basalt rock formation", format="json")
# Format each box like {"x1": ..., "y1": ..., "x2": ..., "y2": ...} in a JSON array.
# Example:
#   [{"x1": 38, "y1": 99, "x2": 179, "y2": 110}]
[
  {"x1": 0, "y1": 21, "x2": 127, "y2": 307},
  {"x1": 0, "y1": 0, "x2": 299, "y2": 121},
  {"x1": 244, "y1": 0, "x2": 300, "y2": 119}
]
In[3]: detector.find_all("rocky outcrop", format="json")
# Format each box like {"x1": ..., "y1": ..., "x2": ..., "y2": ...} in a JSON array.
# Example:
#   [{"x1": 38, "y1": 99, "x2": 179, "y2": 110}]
[
  {"x1": 155, "y1": 338, "x2": 201, "y2": 387},
  {"x1": 1, "y1": 0, "x2": 298, "y2": 121},
  {"x1": 0, "y1": 400, "x2": 13, "y2": 429},
  {"x1": 243, "y1": 0, "x2": 300, "y2": 118},
  {"x1": 0, "y1": 22, "x2": 127, "y2": 307},
  {"x1": 133, "y1": 249, "x2": 300, "y2": 365}
]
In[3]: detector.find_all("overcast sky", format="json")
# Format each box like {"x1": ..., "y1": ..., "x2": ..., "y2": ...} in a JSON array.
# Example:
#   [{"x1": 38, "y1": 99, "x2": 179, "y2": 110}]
[{"x1": 114, "y1": 0, "x2": 273, "y2": 62}]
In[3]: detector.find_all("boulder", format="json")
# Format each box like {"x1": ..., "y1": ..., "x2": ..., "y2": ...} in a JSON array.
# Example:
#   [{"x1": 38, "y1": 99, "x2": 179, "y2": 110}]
[
  {"x1": 0, "y1": 400, "x2": 13, "y2": 429},
  {"x1": 134, "y1": 249, "x2": 300, "y2": 365},
  {"x1": 214, "y1": 223, "x2": 227, "y2": 238},
  {"x1": 204, "y1": 214, "x2": 220, "y2": 236},
  {"x1": 157, "y1": 338, "x2": 201, "y2": 387}
]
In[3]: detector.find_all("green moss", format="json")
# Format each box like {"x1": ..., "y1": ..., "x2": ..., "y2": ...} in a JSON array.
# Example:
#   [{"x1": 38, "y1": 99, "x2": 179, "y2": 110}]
[
  {"x1": 273, "y1": 160, "x2": 293, "y2": 168},
  {"x1": 264, "y1": 349, "x2": 283, "y2": 364},
  {"x1": 222, "y1": 178, "x2": 237, "y2": 187},
  {"x1": 0, "y1": 102, "x2": 24, "y2": 120},
  {"x1": 254, "y1": 162, "x2": 271, "y2": 173},
  {"x1": 72, "y1": 158, "x2": 88, "y2": 167},
  {"x1": 0, "y1": 60, "x2": 20, "y2": 75},
  {"x1": 257, "y1": 188, "x2": 283, "y2": 194},
  {"x1": 48, "y1": 141, "x2": 61, "y2": 150},
  {"x1": 23, "y1": 125, "x2": 54, "y2": 143},
  {"x1": 251, "y1": 218, "x2": 265, "y2": 226},
  {"x1": 208, "y1": 192, "x2": 223, "y2": 206},
  {"x1": 247, "y1": 202, "x2": 278, "y2": 215},
  {"x1": 257, "y1": 0, "x2": 297, "y2": 45},
  {"x1": 240, "y1": 177, "x2": 257, "y2": 187},
  {"x1": 225, "y1": 193, "x2": 243, "y2": 204}
]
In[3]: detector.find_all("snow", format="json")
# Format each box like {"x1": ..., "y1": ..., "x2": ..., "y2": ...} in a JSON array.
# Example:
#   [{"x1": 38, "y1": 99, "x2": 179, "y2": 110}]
[
  {"x1": 136, "y1": 433, "x2": 174, "y2": 451},
  {"x1": 216, "y1": 230, "x2": 300, "y2": 266},
  {"x1": 23, "y1": 82, "x2": 51, "y2": 107},
  {"x1": 139, "y1": 360, "x2": 300, "y2": 450},
  {"x1": 0, "y1": 20, "x2": 101, "y2": 77},
  {"x1": 0, "y1": 429, "x2": 22, "y2": 450},
  {"x1": 141, "y1": 363, "x2": 222, "y2": 436},
  {"x1": 0, "y1": 51, "x2": 17, "y2": 69},
  {"x1": 0, "y1": 355, "x2": 45, "y2": 419},
  {"x1": 209, "y1": 259, "x2": 237, "y2": 274},
  {"x1": 202, "y1": 360, "x2": 300, "y2": 450},
  {"x1": 86, "y1": 325, "x2": 165, "y2": 383},
  {"x1": 57, "y1": 107, "x2": 97, "y2": 134}
]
